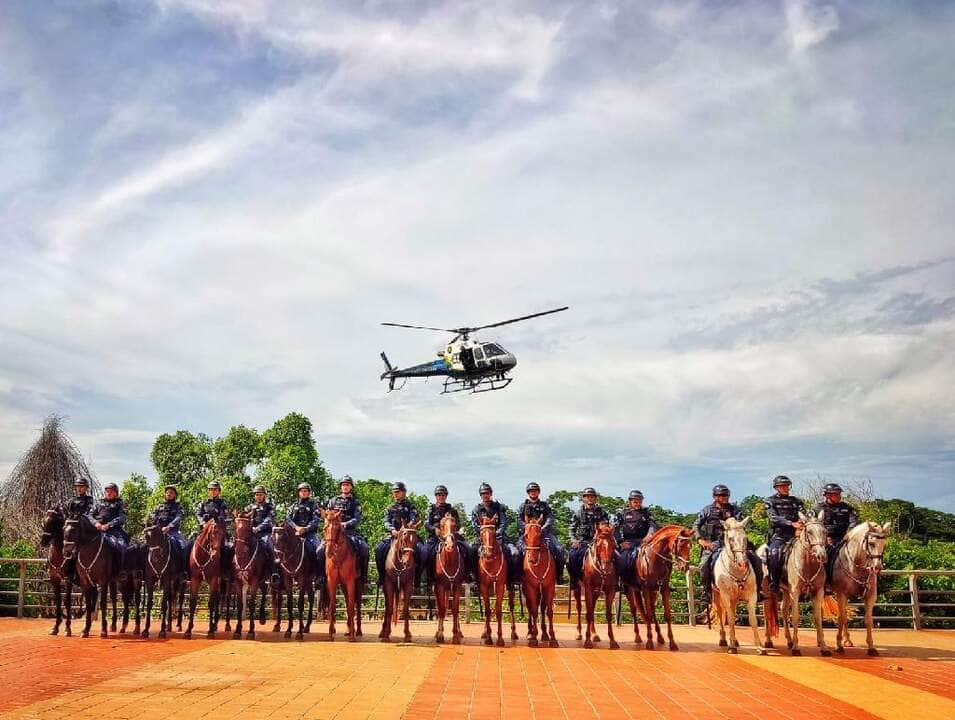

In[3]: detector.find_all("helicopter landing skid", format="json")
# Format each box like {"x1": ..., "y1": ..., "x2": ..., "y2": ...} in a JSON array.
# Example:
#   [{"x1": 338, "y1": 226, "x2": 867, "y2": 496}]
[{"x1": 442, "y1": 375, "x2": 513, "y2": 394}]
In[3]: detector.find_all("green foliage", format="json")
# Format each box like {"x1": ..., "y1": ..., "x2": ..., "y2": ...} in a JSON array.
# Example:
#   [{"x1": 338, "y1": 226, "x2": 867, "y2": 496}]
[
  {"x1": 353, "y1": 479, "x2": 392, "y2": 542},
  {"x1": 213, "y1": 425, "x2": 263, "y2": 480},
  {"x1": 121, "y1": 473, "x2": 151, "y2": 537},
  {"x1": 255, "y1": 413, "x2": 333, "y2": 510},
  {"x1": 150, "y1": 430, "x2": 214, "y2": 488},
  {"x1": 860, "y1": 498, "x2": 955, "y2": 542}
]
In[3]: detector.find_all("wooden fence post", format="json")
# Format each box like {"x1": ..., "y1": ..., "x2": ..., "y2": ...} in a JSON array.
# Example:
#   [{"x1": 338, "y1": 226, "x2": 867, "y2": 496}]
[
  {"x1": 909, "y1": 572, "x2": 922, "y2": 630},
  {"x1": 686, "y1": 568, "x2": 696, "y2": 627},
  {"x1": 17, "y1": 561, "x2": 26, "y2": 618}
]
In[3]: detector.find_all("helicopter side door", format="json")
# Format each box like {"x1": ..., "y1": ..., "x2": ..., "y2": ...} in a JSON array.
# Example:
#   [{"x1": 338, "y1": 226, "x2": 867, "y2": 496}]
[{"x1": 473, "y1": 344, "x2": 488, "y2": 370}]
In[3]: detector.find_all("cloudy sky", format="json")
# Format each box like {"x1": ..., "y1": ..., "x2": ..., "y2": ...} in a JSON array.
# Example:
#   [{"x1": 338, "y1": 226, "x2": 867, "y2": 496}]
[{"x1": 2, "y1": 0, "x2": 954, "y2": 512}]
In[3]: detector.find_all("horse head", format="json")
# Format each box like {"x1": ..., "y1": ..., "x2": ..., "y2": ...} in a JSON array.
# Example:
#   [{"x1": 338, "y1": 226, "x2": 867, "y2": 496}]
[
  {"x1": 670, "y1": 527, "x2": 694, "y2": 571},
  {"x1": 592, "y1": 522, "x2": 616, "y2": 563},
  {"x1": 523, "y1": 513, "x2": 543, "y2": 546},
  {"x1": 63, "y1": 514, "x2": 96, "y2": 558},
  {"x1": 322, "y1": 510, "x2": 343, "y2": 543},
  {"x1": 721, "y1": 517, "x2": 751, "y2": 573},
  {"x1": 233, "y1": 511, "x2": 254, "y2": 541},
  {"x1": 198, "y1": 517, "x2": 226, "y2": 549},
  {"x1": 394, "y1": 521, "x2": 420, "y2": 561},
  {"x1": 849, "y1": 520, "x2": 892, "y2": 573},
  {"x1": 438, "y1": 513, "x2": 458, "y2": 549},
  {"x1": 479, "y1": 516, "x2": 499, "y2": 553},
  {"x1": 797, "y1": 511, "x2": 828, "y2": 563},
  {"x1": 143, "y1": 519, "x2": 165, "y2": 548},
  {"x1": 40, "y1": 508, "x2": 65, "y2": 547}
]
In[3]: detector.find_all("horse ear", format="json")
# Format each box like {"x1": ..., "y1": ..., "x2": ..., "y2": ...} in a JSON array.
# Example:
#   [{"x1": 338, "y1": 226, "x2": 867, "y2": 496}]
[
  {"x1": 740, "y1": 516, "x2": 752, "y2": 529},
  {"x1": 882, "y1": 520, "x2": 893, "y2": 533},
  {"x1": 798, "y1": 511, "x2": 808, "y2": 523},
  {"x1": 817, "y1": 509, "x2": 826, "y2": 522}
]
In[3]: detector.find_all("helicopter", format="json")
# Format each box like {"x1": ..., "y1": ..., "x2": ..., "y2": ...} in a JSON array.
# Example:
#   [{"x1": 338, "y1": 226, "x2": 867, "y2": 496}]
[{"x1": 379, "y1": 306, "x2": 568, "y2": 394}]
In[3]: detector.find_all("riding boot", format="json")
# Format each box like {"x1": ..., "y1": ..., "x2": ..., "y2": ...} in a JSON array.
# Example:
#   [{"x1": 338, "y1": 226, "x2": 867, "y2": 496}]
[{"x1": 699, "y1": 552, "x2": 713, "y2": 605}]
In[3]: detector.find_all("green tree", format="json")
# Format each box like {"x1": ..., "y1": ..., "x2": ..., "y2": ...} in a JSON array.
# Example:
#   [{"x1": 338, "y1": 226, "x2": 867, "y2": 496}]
[
  {"x1": 213, "y1": 425, "x2": 263, "y2": 481},
  {"x1": 256, "y1": 413, "x2": 333, "y2": 509},
  {"x1": 121, "y1": 473, "x2": 151, "y2": 538}
]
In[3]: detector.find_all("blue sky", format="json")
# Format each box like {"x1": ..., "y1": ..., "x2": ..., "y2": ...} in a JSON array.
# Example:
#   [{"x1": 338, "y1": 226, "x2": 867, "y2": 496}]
[{"x1": 1, "y1": 1, "x2": 953, "y2": 512}]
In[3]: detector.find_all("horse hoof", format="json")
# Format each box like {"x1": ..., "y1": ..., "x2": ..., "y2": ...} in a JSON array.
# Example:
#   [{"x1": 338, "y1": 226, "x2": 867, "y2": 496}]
[
  {"x1": 786, "y1": 640, "x2": 793, "y2": 649},
  {"x1": 867, "y1": 648, "x2": 879, "y2": 657},
  {"x1": 380, "y1": 636, "x2": 391, "y2": 643},
  {"x1": 610, "y1": 641, "x2": 620, "y2": 650},
  {"x1": 484, "y1": 637, "x2": 493, "y2": 646},
  {"x1": 791, "y1": 648, "x2": 802, "y2": 657},
  {"x1": 356, "y1": 629, "x2": 363, "y2": 637},
  {"x1": 233, "y1": 631, "x2": 242, "y2": 639},
  {"x1": 593, "y1": 634, "x2": 601, "y2": 643},
  {"x1": 49, "y1": 627, "x2": 59, "y2": 636},
  {"x1": 727, "y1": 647, "x2": 738, "y2": 655},
  {"x1": 511, "y1": 632, "x2": 519, "y2": 641},
  {"x1": 845, "y1": 639, "x2": 854, "y2": 647},
  {"x1": 284, "y1": 631, "x2": 292, "y2": 639},
  {"x1": 81, "y1": 631, "x2": 90, "y2": 638},
  {"x1": 669, "y1": 643, "x2": 679, "y2": 652},
  {"x1": 272, "y1": 625, "x2": 281, "y2": 633},
  {"x1": 100, "y1": 631, "x2": 108, "y2": 639},
  {"x1": 207, "y1": 631, "x2": 215, "y2": 639},
  {"x1": 119, "y1": 628, "x2": 127, "y2": 635},
  {"x1": 821, "y1": 648, "x2": 832, "y2": 657},
  {"x1": 158, "y1": 631, "x2": 167, "y2": 639},
  {"x1": 405, "y1": 635, "x2": 413, "y2": 643},
  {"x1": 183, "y1": 631, "x2": 192, "y2": 640},
  {"x1": 575, "y1": 634, "x2": 582, "y2": 641},
  {"x1": 347, "y1": 635, "x2": 356, "y2": 643},
  {"x1": 141, "y1": 630, "x2": 150, "y2": 639},
  {"x1": 549, "y1": 639, "x2": 559, "y2": 648},
  {"x1": 435, "y1": 633, "x2": 444, "y2": 644},
  {"x1": 65, "y1": 629, "x2": 72, "y2": 637},
  {"x1": 645, "y1": 642, "x2": 653, "y2": 651},
  {"x1": 584, "y1": 639, "x2": 593, "y2": 649},
  {"x1": 718, "y1": 638, "x2": 727, "y2": 647},
  {"x1": 763, "y1": 641, "x2": 774, "y2": 649},
  {"x1": 835, "y1": 646, "x2": 845, "y2": 654},
  {"x1": 295, "y1": 633, "x2": 304, "y2": 642},
  {"x1": 247, "y1": 631, "x2": 255, "y2": 640},
  {"x1": 528, "y1": 638, "x2": 538, "y2": 648},
  {"x1": 453, "y1": 636, "x2": 462, "y2": 645}
]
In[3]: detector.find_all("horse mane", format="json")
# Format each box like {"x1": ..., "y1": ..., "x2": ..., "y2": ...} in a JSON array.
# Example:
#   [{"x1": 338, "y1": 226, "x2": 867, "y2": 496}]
[
  {"x1": 649, "y1": 524, "x2": 688, "y2": 543},
  {"x1": 846, "y1": 521, "x2": 880, "y2": 540}
]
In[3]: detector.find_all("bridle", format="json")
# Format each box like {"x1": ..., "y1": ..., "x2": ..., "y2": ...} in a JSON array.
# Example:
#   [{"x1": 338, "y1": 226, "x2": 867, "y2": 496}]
[
  {"x1": 64, "y1": 518, "x2": 106, "y2": 583},
  {"x1": 234, "y1": 520, "x2": 261, "y2": 576},
  {"x1": 523, "y1": 522, "x2": 552, "y2": 585},
  {"x1": 437, "y1": 519, "x2": 464, "y2": 583},
  {"x1": 275, "y1": 529, "x2": 306, "y2": 576},
  {"x1": 587, "y1": 530, "x2": 615, "y2": 584},
  {"x1": 145, "y1": 526, "x2": 172, "y2": 578},
  {"x1": 720, "y1": 530, "x2": 751, "y2": 587},
  {"x1": 639, "y1": 532, "x2": 691, "y2": 584},
  {"x1": 478, "y1": 525, "x2": 505, "y2": 580},
  {"x1": 792, "y1": 522, "x2": 826, "y2": 591},
  {"x1": 838, "y1": 527, "x2": 886, "y2": 589},
  {"x1": 192, "y1": 522, "x2": 221, "y2": 580},
  {"x1": 390, "y1": 529, "x2": 417, "y2": 579}
]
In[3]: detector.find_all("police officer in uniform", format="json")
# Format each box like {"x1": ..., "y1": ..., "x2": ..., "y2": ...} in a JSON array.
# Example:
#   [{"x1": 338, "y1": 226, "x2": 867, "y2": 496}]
[
  {"x1": 567, "y1": 488, "x2": 610, "y2": 588},
  {"x1": 422, "y1": 485, "x2": 468, "y2": 585},
  {"x1": 470, "y1": 483, "x2": 521, "y2": 582},
  {"x1": 64, "y1": 477, "x2": 96, "y2": 518},
  {"x1": 812, "y1": 483, "x2": 859, "y2": 589},
  {"x1": 91, "y1": 482, "x2": 129, "y2": 557},
  {"x1": 318, "y1": 476, "x2": 369, "y2": 585},
  {"x1": 516, "y1": 482, "x2": 565, "y2": 583},
  {"x1": 693, "y1": 484, "x2": 763, "y2": 605},
  {"x1": 284, "y1": 482, "x2": 320, "y2": 560},
  {"x1": 244, "y1": 485, "x2": 276, "y2": 569},
  {"x1": 149, "y1": 484, "x2": 189, "y2": 566},
  {"x1": 196, "y1": 480, "x2": 229, "y2": 528},
  {"x1": 614, "y1": 490, "x2": 658, "y2": 584},
  {"x1": 765, "y1": 475, "x2": 806, "y2": 596},
  {"x1": 375, "y1": 482, "x2": 423, "y2": 586}
]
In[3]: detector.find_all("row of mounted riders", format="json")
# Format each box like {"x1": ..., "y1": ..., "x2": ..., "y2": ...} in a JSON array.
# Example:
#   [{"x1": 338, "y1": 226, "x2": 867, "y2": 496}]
[{"x1": 39, "y1": 475, "x2": 891, "y2": 655}]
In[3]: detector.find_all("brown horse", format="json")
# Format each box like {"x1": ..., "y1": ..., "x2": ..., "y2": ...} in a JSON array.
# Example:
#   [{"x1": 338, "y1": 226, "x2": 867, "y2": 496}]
[
  {"x1": 322, "y1": 510, "x2": 363, "y2": 641},
  {"x1": 272, "y1": 524, "x2": 318, "y2": 640},
  {"x1": 521, "y1": 515, "x2": 557, "y2": 648},
  {"x1": 379, "y1": 520, "x2": 420, "y2": 642},
  {"x1": 184, "y1": 518, "x2": 227, "y2": 639},
  {"x1": 626, "y1": 524, "x2": 693, "y2": 650},
  {"x1": 575, "y1": 521, "x2": 619, "y2": 649},
  {"x1": 63, "y1": 514, "x2": 116, "y2": 638},
  {"x1": 142, "y1": 521, "x2": 186, "y2": 639},
  {"x1": 433, "y1": 513, "x2": 466, "y2": 644},
  {"x1": 40, "y1": 509, "x2": 72, "y2": 636},
  {"x1": 476, "y1": 517, "x2": 517, "y2": 647},
  {"x1": 232, "y1": 512, "x2": 274, "y2": 640}
]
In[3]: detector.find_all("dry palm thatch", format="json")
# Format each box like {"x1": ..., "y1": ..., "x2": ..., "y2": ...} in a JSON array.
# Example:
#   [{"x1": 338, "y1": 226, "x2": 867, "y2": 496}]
[{"x1": 0, "y1": 415, "x2": 98, "y2": 544}]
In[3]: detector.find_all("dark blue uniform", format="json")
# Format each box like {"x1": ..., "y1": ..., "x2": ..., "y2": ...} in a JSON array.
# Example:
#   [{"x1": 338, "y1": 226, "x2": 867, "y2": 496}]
[
  {"x1": 91, "y1": 497, "x2": 129, "y2": 550},
  {"x1": 375, "y1": 499, "x2": 423, "y2": 586},
  {"x1": 693, "y1": 501, "x2": 763, "y2": 599},
  {"x1": 516, "y1": 498, "x2": 565, "y2": 582},
  {"x1": 285, "y1": 498, "x2": 320, "y2": 559},
  {"x1": 812, "y1": 500, "x2": 859, "y2": 582},
  {"x1": 245, "y1": 501, "x2": 276, "y2": 541},
  {"x1": 567, "y1": 504, "x2": 610, "y2": 584},
  {"x1": 150, "y1": 500, "x2": 188, "y2": 564},
  {"x1": 614, "y1": 507, "x2": 658, "y2": 583},
  {"x1": 765, "y1": 493, "x2": 806, "y2": 592},
  {"x1": 63, "y1": 494, "x2": 95, "y2": 519},
  {"x1": 196, "y1": 497, "x2": 229, "y2": 527},
  {"x1": 318, "y1": 495, "x2": 369, "y2": 582},
  {"x1": 471, "y1": 500, "x2": 521, "y2": 581}
]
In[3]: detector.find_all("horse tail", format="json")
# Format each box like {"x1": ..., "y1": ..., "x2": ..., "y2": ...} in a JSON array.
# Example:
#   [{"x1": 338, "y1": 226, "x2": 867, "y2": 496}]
[
  {"x1": 822, "y1": 595, "x2": 840, "y2": 621},
  {"x1": 764, "y1": 593, "x2": 779, "y2": 638}
]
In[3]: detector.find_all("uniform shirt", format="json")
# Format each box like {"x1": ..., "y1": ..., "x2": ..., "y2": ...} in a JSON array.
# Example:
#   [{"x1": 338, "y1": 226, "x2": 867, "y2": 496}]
[
  {"x1": 244, "y1": 501, "x2": 275, "y2": 536},
  {"x1": 196, "y1": 497, "x2": 228, "y2": 525},
  {"x1": 471, "y1": 500, "x2": 510, "y2": 538},
  {"x1": 64, "y1": 494, "x2": 95, "y2": 519},
  {"x1": 692, "y1": 502, "x2": 743, "y2": 545},
  {"x1": 812, "y1": 501, "x2": 858, "y2": 543},
  {"x1": 384, "y1": 499, "x2": 419, "y2": 533},
  {"x1": 326, "y1": 495, "x2": 363, "y2": 531},
  {"x1": 570, "y1": 504, "x2": 610, "y2": 542},
  {"x1": 286, "y1": 498, "x2": 320, "y2": 535},
  {"x1": 764, "y1": 493, "x2": 806, "y2": 539},
  {"x1": 92, "y1": 498, "x2": 127, "y2": 534},
  {"x1": 152, "y1": 501, "x2": 184, "y2": 531},
  {"x1": 425, "y1": 502, "x2": 460, "y2": 539},
  {"x1": 516, "y1": 499, "x2": 555, "y2": 534},
  {"x1": 614, "y1": 507, "x2": 658, "y2": 544}
]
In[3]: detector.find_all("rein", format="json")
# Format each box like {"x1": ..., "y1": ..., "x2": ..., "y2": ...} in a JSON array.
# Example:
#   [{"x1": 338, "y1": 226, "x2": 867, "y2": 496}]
[
  {"x1": 586, "y1": 538, "x2": 614, "y2": 584},
  {"x1": 192, "y1": 526, "x2": 220, "y2": 581},
  {"x1": 791, "y1": 526, "x2": 826, "y2": 592},
  {"x1": 838, "y1": 530, "x2": 885, "y2": 589},
  {"x1": 479, "y1": 532, "x2": 505, "y2": 581},
  {"x1": 234, "y1": 536, "x2": 260, "y2": 575},
  {"x1": 147, "y1": 531, "x2": 172, "y2": 578},
  {"x1": 278, "y1": 537, "x2": 306, "y2": 576},
  {"x1": 78, "y1": 533, "x2": 106, "y2": 581},
  {"x1": 523, "y1": 534, "x2": 552, "y2": 584},
  {"x1": 719, "y1": 538, "x2": 751, "y2": 588},
  {"x1": 437, "y1": 535, "x2": 464, "y2": 583}
]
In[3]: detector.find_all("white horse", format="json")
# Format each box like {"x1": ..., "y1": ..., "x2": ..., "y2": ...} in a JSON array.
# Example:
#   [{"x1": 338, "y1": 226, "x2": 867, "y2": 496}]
[
  {"x1": 760, "y1": 511, "x2": 830, "y2": 656},
  {"x1": 711, "y1": 517, "x2": 765, "y2": 655},
  {"x1": 829, "y1": 520, "x2": 892, "y2": 656}
]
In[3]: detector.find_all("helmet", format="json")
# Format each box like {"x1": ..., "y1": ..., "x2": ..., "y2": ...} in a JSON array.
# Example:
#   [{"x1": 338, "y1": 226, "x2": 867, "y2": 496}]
[
  {"x1": 297, "y1": 482, "x2": 311, "y2": 492},
  {"x1": 207, "y1": 481, "x2": 221, "y2": 490},
  {"x1": 581, "y1": 487, "x2": 597, "y2": 497},
  {"x1": 253, "y1": 485, "x2": 266, "y2": 494},
  {"x1": 773, "y1": 475, "x2": 792, "y2": 488},
  {"x1": 434, "y1": 485, "x2": 448, "y2": 495},
  {"x1": 104, "y1": 482, "x2": 119, "y2": 492},
  {"x1": 628, "y1": 490, "x2": 644, "y2": 500},
  {"x1": 74, "y1": 477, "x2": 90, "y2": 487},
  {"x1": 823, "y1": 483, "x2": 843, "y2": 494},
  {"x1": 712, "y1": 484, "x2": 730, "y2": 497},
  {"x1": 391, "y1": 481, "x2": 406, "y2": 492},
  {"x1": 478, "y1": 483, "x2": 493, "y2": 494},
  {"x1": 526, "y1": 482, "x2": 541, "y2": 493},
  {"x1": 339, "y1": 475, "x2": 354, "y2": 488},
  {"x1": 164, "y1": 484, "x2": 179, "y2": 494}
]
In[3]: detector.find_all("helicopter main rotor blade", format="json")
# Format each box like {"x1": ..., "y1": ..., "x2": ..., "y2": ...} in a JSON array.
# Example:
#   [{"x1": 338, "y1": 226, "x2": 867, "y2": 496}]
[
  {"x1": 381, "y1": 323, "x2": 458, "y2": 332},
  {"x1": 467, "y1": 306, "x2": 569, "y2": 332}
]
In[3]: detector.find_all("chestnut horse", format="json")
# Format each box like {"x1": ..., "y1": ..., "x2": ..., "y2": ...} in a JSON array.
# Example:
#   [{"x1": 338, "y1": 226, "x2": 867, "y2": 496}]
[
  {"x1": 476, "y1": 517, "x2": 517, "y2": 647},
  {"x1": 184, "y1": 518, "x2": 227, "y2": 639},
  {"x1": 379, "y1": 520, "x2": 420, "y2": 642},
  {"x1": 322, "y1": 509, "x2": 363, "y2": 641},
  {"x1": 521, "y1": 515, "x2": 557, "y2": 648},
  {"x1": 575, "y1": 521, "x2": 619, "y2": 649},
  {"x1": 63, "y1": 514, "x2": 116, "y2": 638},
  {"x1": 40, "y1": 509, "x2": 72, "y2": 636},
  {"x1": 626, "y1": 524, "x2": 693, "y2": 651},
  {"x1": 142, "y1": 521, "x2": 186, "y2": 638},
  {"x1": 232, "y1": 512, "x2": 275, "y2": 640},
  {"x1": 433, "y1": 513, "x2": 466, "y2": 644},
  {"x1": 272, "y1": 524, "x2": 318, "y2": 640}
]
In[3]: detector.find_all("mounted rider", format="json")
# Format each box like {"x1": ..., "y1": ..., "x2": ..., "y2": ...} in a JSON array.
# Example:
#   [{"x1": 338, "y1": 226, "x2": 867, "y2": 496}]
[
  {"x1": 693, "y1": 484, "x2": 763, "y2": 606},
  {"x1": 614, "y1": 490, "x2": 659, "y2": 584},
  {"x1": 811, "y1": 483, "x2": 859, "y2": 590},
  {"x1": 244, "y1": 485, "x2": 276, "y2": 569},
  {"x1": 61, "y1": 477, "x2": 97, "y2": 581},
  {"x1": 196, "y1": 480, "x2": 229, "y2": 533},
  {"x1": 470, "y1": 483, "x2": 521, "y2": 582},
  {"x1": 148, "y1": 484, "x2": 189, "y2": 566},
  {"x1": 318, "y1": 475, "x2": 370, "y2": 585},
  {"x1": 516, "y1": 482, "x2": 565, "y2": 583},
  {"x1": 91, "y1": 482, "x2": 130, "y2": 557},
  {"x1": 285, "y1": 482, "x2": 321, "y2": 560},
  {"x1": 422, "y1": 485, "x2": 469, "y2": 585},
  {"x1": 764, "y1": 475, "x2": 806, "y2": 597},
  {"x1": 375, "y1": 482, "x2": 423, "y2": 586},
  {"x1": 567, "y1": 487, "x2": 610, "y2": 588}
]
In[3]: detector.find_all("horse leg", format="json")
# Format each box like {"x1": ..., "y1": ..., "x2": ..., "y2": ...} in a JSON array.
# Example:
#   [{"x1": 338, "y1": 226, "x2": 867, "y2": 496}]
[
  {"x1": 283, "y1": 582, "x2": 294, "y2": 638},
  {"x1": 652, "y1": 590, "x2": 665, "y2": 646},
  {"x1": 814, "y1": 590, "x2": 831, "y2": 656},
  {"x1": 50, "y1": 580, "x2": 62, "y2": 635},
  {"x1": 452, "y1": 584, "x2": 463, "y2": 643},
  {"x1": 508, "y1": 584, "x2": 518, "y2": 641},
  {"x1": 306, "y1": 582, "x2": 315, "y2": 633},
  {"x1": 81, "y1": 586, "x2": 95, "y2": 637},
  {"x1": 748, "y1": 591, "x2": 764, "y2": 655},
  {"x1": 109, "y1": 580, "x2": 118, "y2": 632},
  {"x1": 574, "y1": 584, "x2": 582, "y2": 641},
  {"x1": 120, "y1": 581, "x2": 130, "y2": 634},
  {"x1": 355, "y1": 576, "x2": 364, "y2": 637},
  {"x1": 224, "y1": 580, "x2": 233, "y2": 633},
  {"x1": 789, "y1": 590, "x2": 801, "y2": 655},
  {"x1": 142, "y1": 582, "x2": 153, "y2": 638},
  {"x1": 379, "y1": 582, "x2": 392, "y2": 641},
  {"x1": 724, "y1": 592, "x2": 738, "y2": 653},
  {"x1": 327, "y1": 571, "x2": 338, "y2": 639},
  {"x1": 295, "y1": 585, "x2": 306, "y2": 641},
  {"x1": 713, "y1": 588, "x2": 726, "y2": 646},
  {"x1": 64, "y1": 582, "x2": 73, "y2": 636},
  {"x1": 865, "y1": 583, "x2": 878, "y2": 656},
  {"x1": 207, "y1": 584, "x2": 218, "y2": 638},
  {"x1": 176, "y1": 582, "x2": 185, "y2": 630},
  {"x1": 133, "y1": 578, "x2": 142, "y2": 635},
  {"x1": 546, "y1": 586, "x2": 558, "y2": 647},
  {"x1": 234, "y1": 584, "x2": 245, "y2": 639},
  {"x1": 344, "y1": 578, "x2": 357, "y2": 642},
  {"x1": 482, "y1": 584, "x2": 493, "y2": 645},
  {"x1": 644, "y1": 589, "x2": 655, "y2": 650},
  {"x1": 582, "y1": 583, "x2": 595, "y2": 649},
  {"x1": 435, "y1": 584, "x2": 446, "y2": 643},
  {"x1": 494, "y1": 580, "x2": 505, "y2": 647},
  {"x1": 100, "y1": 583, "x2": 109, "y2": 638},
  {"x1": 662, "y1": 585, "x2": 678, "y2": 651},
  {"x1": 606, "y1": 588, "x2": 619, "y2": 649},
  {"x1": 835, "y1": 591, "x2": 847, "y2": 653},
  {"x1": 271, "y1": 581, "x2": 282, "y2": 633},
  {"x1": 525, "y1": 586, "x2": 538, "y2": 646}
]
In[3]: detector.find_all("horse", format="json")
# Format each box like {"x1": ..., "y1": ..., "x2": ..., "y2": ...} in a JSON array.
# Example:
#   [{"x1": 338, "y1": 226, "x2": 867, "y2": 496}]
[
  {"x1": 432, "y1": 513, "x2": 466, "y2": 645},
  {"x1": 574, "y1": 521, "x2": 619, "y2": 649},
  {"x1": 321, "y1": 509, "x2": 363, "y2": 641},
  {"x1": 761, "y1": 511, "x2": 830, "y2": 656},
  {"x1": 142, "y1": 522, "x2": 186, "y2": 638},
  {"x1": 184, "y1": 518, "x2": 227, "y2": 639},
  {"x1": 40, "y1": 509, "x2": 72, "y2": 636},
  {"x1": 521, "y1": 515, "x2": 558, "y2": 648},
  {"x1": 625, "y1": 524, "x2": 693, "y2": 651},
  {"x1": 828, "y1": 520, "x2": 892, "y2": 656},
  {"x1": 711, "y1": 517, "x2": 764, "y2": 655},
  {"x1": 62, "y1": 514, "x2": 116, "y2": 638},
  {"x1": 232, "y1": 511, "x2": 274, "y2": 640},
  {"x1": 114, "y1": 542, "x2": 145, "y2": 636},
  {"x1": 379, "y1": 520, "x2": 420, "y2": 643},
  {"x1": 272, "y1": 524, "x2": 318, "y2": 640},
  {"x1": 476, "y1": 517, "x2": 518, "y2": 647}
]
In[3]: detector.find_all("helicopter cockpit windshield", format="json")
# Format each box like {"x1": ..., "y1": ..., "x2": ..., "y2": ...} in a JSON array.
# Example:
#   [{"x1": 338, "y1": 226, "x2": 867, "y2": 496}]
[{"x1": 482, "y1": 343, "x2": 507, "y2": 357}]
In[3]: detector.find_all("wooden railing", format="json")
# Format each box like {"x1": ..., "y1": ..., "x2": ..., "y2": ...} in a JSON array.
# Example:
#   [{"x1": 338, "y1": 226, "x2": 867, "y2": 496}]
[{"x1": 3, "y1": 559, "x2": 952, "y2": 630}]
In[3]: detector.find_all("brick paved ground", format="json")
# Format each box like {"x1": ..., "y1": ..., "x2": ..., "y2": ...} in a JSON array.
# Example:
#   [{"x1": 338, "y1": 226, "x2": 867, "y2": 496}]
[{"x1": 1, "y1": 618, "x2": 952, "y2": 720}]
